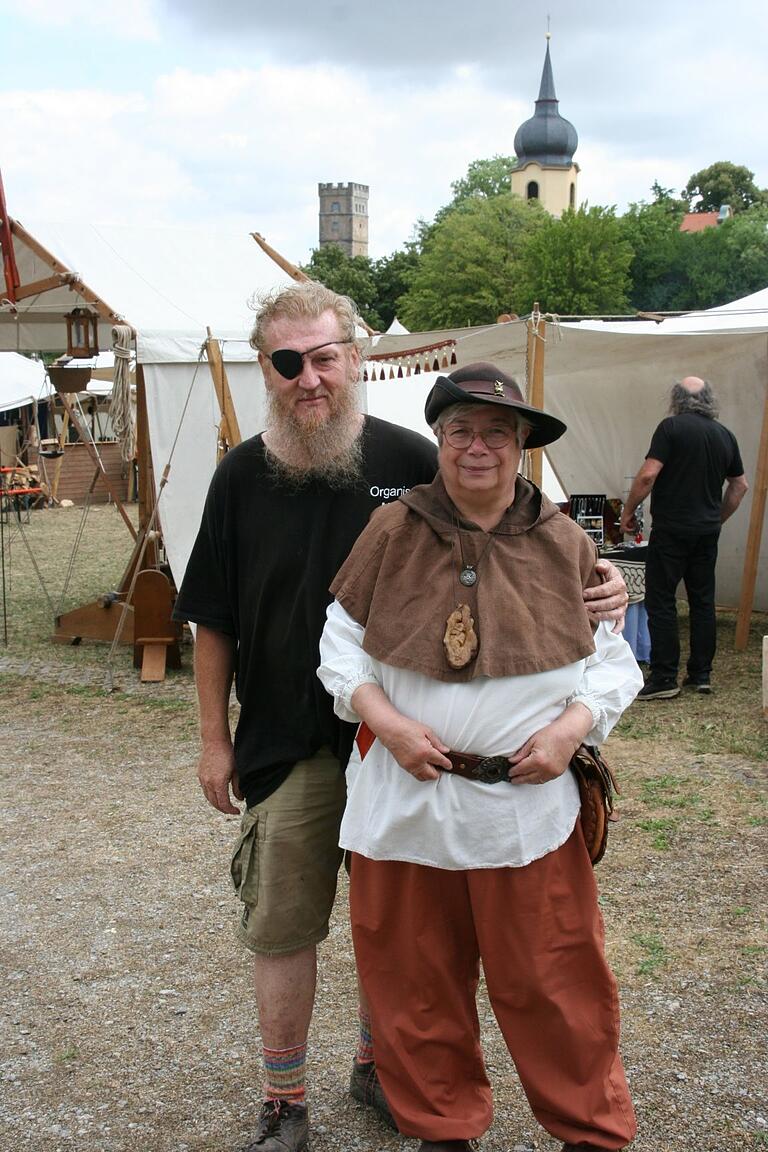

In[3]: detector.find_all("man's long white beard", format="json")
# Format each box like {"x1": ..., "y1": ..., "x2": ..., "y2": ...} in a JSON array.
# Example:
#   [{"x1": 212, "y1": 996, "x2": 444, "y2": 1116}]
[{"x1": 264, "y1": 379, "x2": 364, "y2": 488}]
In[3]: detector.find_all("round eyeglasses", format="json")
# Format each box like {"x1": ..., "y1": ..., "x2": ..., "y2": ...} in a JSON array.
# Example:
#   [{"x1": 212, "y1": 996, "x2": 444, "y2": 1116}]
[
  {"x1": 266, "y1": 339, "x2": 353, "y2": 380},
  {"x1": 442, "y1": 424, "x2": 515, "y2": 449}
]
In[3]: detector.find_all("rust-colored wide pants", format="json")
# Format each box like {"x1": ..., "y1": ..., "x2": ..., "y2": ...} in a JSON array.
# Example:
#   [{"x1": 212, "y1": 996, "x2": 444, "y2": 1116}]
[{"x1": 350, "y1": 829, "x2": 637, "y2": 1148}]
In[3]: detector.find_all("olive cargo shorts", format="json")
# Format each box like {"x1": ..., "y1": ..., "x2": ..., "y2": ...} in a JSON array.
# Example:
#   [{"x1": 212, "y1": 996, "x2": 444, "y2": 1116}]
[{"x1": 231, "y1": 749, "x2": 346, "y2": 955}]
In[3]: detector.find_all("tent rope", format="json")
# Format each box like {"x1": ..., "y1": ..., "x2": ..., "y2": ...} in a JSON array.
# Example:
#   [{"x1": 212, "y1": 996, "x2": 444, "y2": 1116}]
[
  {"x1": 109, "y1": 323, "x2": 136, "y2": 463},
  {"x1": 54, "y1": 494, "x2": 94, "y2": 619},
  {"x1": 0, "y1": 509, "x2": 57, "y2": 623},
  {"x1": 545, "y1": 312, "x2": 563, "y2": 342},
  {"x1": 49, "y1": 387, "x2": 107, "y2": 618}
]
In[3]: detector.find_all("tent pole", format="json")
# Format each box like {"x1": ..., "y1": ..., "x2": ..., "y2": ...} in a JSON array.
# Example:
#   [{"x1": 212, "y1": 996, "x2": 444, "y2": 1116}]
[
  {"x1": 735, "y1": 368, "x2": 768, "y2": 650},
  {"x1": 526, "y1": 305, "x2": 545, "y2": 488},
  {"x1": 205, "y1": 330, "x2": 242, "y2": 458},
  {"x1": 50, "y1": 409, "x2": 69, "y2": 503},
  {"x1": 135, "y1": 365, "x2": 157, "y2": 569}
]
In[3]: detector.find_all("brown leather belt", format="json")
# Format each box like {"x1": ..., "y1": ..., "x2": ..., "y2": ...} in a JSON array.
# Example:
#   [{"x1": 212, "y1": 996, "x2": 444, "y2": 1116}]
[
  {"x1": 443, "y1": 750, "x2": 512, "y2": 785},
  {"x1": 356, "y1": 722, "x2": 512, "y2": 785}
]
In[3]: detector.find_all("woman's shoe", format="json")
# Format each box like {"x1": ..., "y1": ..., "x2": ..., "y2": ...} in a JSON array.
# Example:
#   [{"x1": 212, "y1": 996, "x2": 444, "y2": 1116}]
[{"x1": 417, "y1": 1141, "x2": 480, "y2": 1151}]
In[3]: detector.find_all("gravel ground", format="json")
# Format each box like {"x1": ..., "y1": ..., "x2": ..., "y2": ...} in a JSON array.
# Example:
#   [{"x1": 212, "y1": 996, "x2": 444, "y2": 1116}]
[{"x1": 0, "y1": 505, "x2": 766, "y2": 1152}]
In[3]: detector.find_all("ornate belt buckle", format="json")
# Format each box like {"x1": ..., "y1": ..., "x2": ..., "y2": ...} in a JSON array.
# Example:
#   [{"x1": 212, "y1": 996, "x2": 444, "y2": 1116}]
[{"x1": 472, "y1": 755, "x2": 510, "y2": 784}]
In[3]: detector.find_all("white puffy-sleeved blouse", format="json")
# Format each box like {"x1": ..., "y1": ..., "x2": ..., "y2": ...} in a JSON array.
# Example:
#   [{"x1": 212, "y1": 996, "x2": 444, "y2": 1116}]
[{"x1": 318, "y1": 601, "x2": 642, "y2": 870}]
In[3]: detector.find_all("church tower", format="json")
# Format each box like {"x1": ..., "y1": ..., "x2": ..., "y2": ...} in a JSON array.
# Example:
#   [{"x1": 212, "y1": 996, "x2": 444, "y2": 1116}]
[{"x1": 510, "y1": 34, "x2": 579, "y2": 218}]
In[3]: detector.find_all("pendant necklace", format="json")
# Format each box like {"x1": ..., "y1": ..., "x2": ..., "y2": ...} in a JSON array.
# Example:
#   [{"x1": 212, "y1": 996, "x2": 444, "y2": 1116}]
[
  {"x1": 456, "y1": 519, "x2": 495, "y2": 587},
  {"x1": 444, "y1": 520, "x2": 496, "y2": 670}
]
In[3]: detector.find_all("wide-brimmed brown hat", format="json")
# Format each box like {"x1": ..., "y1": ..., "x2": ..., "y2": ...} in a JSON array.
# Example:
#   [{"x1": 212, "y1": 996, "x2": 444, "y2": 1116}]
[{"x1": 424, "y1": 362, "x2": 566, "y2": 449}]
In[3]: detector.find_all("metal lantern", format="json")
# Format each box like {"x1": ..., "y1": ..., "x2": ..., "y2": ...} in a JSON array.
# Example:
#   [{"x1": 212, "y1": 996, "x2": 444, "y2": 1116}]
[{"x1": 65, "y1": 307, "x2": 99, "y2": 359}]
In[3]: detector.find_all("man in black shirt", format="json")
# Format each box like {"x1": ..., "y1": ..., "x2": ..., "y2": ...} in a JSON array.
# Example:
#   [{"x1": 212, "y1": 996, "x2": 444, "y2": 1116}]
[
  {"x1": 620, "y1": 376, "x2": 748, "y2": 700},
  {"x1": 174, "y1": 282, "x2": 629, "y2": 1152}
]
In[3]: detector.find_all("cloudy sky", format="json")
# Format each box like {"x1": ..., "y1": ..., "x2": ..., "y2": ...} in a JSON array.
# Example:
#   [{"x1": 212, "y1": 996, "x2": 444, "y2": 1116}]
[{"x1": 1, "y1": 0, "x2": 767, "y2": 263}]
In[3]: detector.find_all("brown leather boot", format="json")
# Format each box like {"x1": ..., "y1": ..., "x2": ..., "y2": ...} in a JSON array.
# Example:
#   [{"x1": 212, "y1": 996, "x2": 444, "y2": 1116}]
[{"x1": 417, "y1": 1141, "x2": 480, "y2": 1151}]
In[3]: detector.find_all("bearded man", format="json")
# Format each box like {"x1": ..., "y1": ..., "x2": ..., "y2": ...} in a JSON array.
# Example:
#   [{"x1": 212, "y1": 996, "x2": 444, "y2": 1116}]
[{"x1": 173, "y1": 281, "x2": 629, "y2": 1152}]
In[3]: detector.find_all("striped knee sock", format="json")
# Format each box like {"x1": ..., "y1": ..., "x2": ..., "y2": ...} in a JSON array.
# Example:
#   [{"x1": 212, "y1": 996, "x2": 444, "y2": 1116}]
[
  {"x1": 356, "y1": 1008, "x2": 374, "y2": 1064},
  {"x1": 263, "y1": 1042, "x2": 307, "y2": 1104}
]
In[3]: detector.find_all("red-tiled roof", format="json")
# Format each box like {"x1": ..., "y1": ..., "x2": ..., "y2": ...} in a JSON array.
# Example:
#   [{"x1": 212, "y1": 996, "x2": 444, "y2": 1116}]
[{"x1": 680, "y1": 212, "x2": 720, "y2": 233}]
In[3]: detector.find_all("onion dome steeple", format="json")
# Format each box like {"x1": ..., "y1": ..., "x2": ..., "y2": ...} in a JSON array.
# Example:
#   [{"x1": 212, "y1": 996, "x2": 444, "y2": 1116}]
[{"x1": 513, "y1": 35, "x2": 578, "y2": 168}]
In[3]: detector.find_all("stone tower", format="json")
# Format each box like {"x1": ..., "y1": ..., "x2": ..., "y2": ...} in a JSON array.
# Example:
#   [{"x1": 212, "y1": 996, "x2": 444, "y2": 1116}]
[
  {"x1": 318, "y1": 182, "x2": 369, "y2": 258},
  {"x1": 510, "y1": 35, "x2": 579, "y2": 218}
]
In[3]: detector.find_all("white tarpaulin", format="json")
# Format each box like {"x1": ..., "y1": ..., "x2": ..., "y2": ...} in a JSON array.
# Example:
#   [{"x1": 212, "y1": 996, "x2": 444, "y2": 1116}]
[
  {"x1": 140, "y1": 336, "x2": 265, "y2": 585},
  {"x1": 0, "y1": 219, "x2": 292, "y2": 352},
  {"x1": 539, "y1": 327, "x2": 767, "y2": 612},
  {"x1": 0, "y1": 352, "x2": 50, "y2": 411},
  {"x1": 140, "y1": 316, "x2": 767, "y2": 613}
]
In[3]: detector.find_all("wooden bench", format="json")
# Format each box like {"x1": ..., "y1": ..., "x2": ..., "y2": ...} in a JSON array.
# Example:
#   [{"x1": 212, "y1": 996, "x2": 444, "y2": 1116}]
[{"x1": 132, "y1": 568, "x2": 182, "y2": 682}]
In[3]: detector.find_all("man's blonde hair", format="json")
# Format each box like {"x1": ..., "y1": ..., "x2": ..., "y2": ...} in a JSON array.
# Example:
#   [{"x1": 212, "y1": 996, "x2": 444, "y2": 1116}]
[{"x1": 249, "y1": 281, "x2": 361, "y2": 353}]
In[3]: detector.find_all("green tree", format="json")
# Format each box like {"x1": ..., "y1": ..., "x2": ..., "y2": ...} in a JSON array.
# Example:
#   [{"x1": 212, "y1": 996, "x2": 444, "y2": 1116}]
[
  {"x1": 723, "y1": 205, "x2": 768, "y2": 294},
  {"x1": 371, "y1": 246, "x2": 420, "y2": 329},
  {"x1": 300, "y1": 245, "x2": 382, "y2": 329},
  {"x1": 620, "y1": 198, "x2": 689, "y2": 311},
  {"x1": 449, "y1": 155, "x2": 516, "y2": 205},
  {"x1": 426, "y1": 155, "x2": 518, "y2": 235},
  {"x1": 650, "y1": 180, "x2": 688, "y2": 214},
  {"x1": 681, "y1": 205, "x2": 768, "y2": 308},
  {"x1": 515, "y1": 205, "x2": 633, "y2": 315},
  {"x1": 397, "y1": 194, "x2": 546, "y2": 329},
  {"x1": 683, "y1": 161, "x2": 768, "y2": 214}
]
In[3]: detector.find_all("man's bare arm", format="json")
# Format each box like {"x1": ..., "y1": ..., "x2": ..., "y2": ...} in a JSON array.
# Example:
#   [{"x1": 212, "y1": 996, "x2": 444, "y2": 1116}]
[
  {"x1": 721, "y1": 474, "x2": 748, "y2": 523},
  {"x1": 619, "y1": 458, "x2": 663, "y2": 535},
  {"x1": 194, "y1": 625, "x2": 241, "y2": 815}
]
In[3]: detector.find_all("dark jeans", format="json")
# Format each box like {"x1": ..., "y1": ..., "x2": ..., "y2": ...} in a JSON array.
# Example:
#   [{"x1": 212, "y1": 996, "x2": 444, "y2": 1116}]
[{"x1": 644, "y1": 527, "x2": 720, "y2": 683}]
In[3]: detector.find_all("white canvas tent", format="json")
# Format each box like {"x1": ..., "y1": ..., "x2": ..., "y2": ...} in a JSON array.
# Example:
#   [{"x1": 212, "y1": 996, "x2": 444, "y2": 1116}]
[
  {"x1": 0, "y1": 217, "x2": 292, "y2": 351},
  {"x1": 0, "y1": 351, "x2": 51, "y2": 467},
  {"x1": 137, "y1": 312, "x2": 767, "y2": 618},
  {"x1": 0, "y1": 351, "x2": 50, "y2": 411}
]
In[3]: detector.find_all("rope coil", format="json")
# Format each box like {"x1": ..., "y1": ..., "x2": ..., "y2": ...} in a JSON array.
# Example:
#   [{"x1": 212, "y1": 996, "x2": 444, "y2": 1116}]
[{"x1": 109, "y1": 324, "x2": 136, "y2": 463}]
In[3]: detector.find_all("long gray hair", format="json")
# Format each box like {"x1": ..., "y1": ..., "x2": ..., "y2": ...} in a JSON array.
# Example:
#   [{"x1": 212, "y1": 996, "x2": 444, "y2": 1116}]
[{"x1": 670, "y1": 380, "x2": 718, "y2": 419}]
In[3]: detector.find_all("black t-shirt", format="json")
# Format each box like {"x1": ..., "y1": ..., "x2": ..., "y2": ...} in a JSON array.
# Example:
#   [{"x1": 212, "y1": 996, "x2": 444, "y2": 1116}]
[
  {"x1": 647, "y1": 412, "x2": 744, "y2": 535},
  {"x1": 173, "y1": 415, "x2": 438, "y2": 806}
]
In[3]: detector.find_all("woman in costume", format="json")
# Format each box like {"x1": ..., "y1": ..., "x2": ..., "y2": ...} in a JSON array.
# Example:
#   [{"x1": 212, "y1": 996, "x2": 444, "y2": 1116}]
[{"x1": 318, "y1": 363, "x2": 642, "y2": 1152}]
